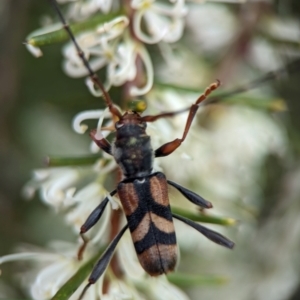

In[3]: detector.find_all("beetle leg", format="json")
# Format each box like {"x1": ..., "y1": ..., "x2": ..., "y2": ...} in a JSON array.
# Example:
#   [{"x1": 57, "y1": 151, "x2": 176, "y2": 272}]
[
  {"x1": 141, "y1": 107, "x2": 190, "y2": 122},
  {"x1": 154, "y1": 81, "x2": 220, "y2": 157},
  {"x1": 78, "y1": 224, "x2": 129, "y2": 300},
  {"x1": 90, "y1": 129, "x2": 112, "y2": 155},
  {"x1": 77, "y1": 190, "x2": 117, "y2": 260},
  {"x1": 172, "y1": 213, "x2": 234, "y2": 249},
  {"x1": 167, "y1": 180, "x2": 213, "y2": 209}
]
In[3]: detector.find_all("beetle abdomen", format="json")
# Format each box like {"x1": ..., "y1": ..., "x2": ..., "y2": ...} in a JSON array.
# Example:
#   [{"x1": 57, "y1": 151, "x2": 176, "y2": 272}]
[{"x1": 117, "y1": 172, "x2": 177, "y2": 275}]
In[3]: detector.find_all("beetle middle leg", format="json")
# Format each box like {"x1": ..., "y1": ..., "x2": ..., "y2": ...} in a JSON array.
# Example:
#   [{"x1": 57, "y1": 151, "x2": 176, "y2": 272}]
[
  {"x1": 167, "y1": 180, "x2": 213, "y2": 209},
  {"x1": 77, "y1": 190, "x2": 117, "y2": 260}
]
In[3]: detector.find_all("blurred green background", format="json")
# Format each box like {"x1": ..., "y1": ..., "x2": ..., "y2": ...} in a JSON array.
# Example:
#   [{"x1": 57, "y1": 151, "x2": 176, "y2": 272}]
[{"x1": 1, "y1": 0, "x2": 300, "y2": 299}]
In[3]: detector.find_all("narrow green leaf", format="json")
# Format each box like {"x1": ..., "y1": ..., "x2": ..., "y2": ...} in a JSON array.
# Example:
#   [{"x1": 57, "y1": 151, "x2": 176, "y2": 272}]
[
  {"x1": 220, "y1": 96, "x2": 287, "y2": 112},
  {"x1": 51, "y1": 246, "x2": 105, "y2": 300},
  {"x1": 167, "y1": 273, "x2": 229, "y2": 287},
  {"x1": 44, "y1": 155, "x2": 99, "y2": 167},
  {"x1": 27, "y1": 12, "x2": 123, "y2": 47},
  {"x1": 171, "y1": 207, "x2": 236, "y2": 226},
  {"x1": 154, "y1": 82, "x2": 286, "y2": 111},
  {"x1": 154, "y1": 82, "x2": 203, "y2": 93}
]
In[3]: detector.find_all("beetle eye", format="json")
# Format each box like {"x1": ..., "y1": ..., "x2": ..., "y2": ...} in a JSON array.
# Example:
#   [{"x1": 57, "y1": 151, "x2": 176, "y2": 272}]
[{"x1": 115, "y1": 122, "x2": 124, "y2": 129}]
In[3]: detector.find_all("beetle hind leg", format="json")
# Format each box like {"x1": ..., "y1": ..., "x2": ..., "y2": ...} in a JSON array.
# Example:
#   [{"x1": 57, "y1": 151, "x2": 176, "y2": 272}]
[
  {"x1": 172, "y1": 213, "x2": 234, "y2": 249},
  {"x1": 78, "y1": 224, "x2": 129, "y2": 300}
]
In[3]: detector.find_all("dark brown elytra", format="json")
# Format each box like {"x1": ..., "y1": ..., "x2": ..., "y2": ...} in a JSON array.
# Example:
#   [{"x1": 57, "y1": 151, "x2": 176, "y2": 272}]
[{"x1": 47, "y1": 1, "x2": 299, "y2": 299}]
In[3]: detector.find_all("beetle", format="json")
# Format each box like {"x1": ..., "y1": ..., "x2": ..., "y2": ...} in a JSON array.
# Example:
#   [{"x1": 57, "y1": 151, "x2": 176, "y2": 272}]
[
  {"x1": 25, "y1": 1, "x2": 300, "y2": 299},
  {"x1": 77, "y1": 86, "x2": 235, "y2": 296},
  {"x1": 47, "y1": 0, "x2": 237, "y2": 298},
  {"x1": 42, "y1": 1, "x2": 300, "y2": 298},
  {"x1": 72, "y1": 70, "x2": 235, "y2": 297}
]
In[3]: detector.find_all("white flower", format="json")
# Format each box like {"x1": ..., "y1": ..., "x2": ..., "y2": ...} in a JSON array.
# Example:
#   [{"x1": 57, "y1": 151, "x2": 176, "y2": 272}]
[
  {"x1": 185, "y1": 3, "x2": 237, "y2": 52},
  {"x1": 72, "y1": 107, "x2": 115, "y2": 152},
  {"x1": 22, "y1": 157, "x2": 118, "y2": 242},
  {"x1": 131, "y1": 0, "x2": 188, "y2": 44},
  {"x1": 62, "y1": 16, "x2": 154, "y2": 96},
  {"x1": 58, "y1": 0, "x2": 115, "y2": 20},
  {"x1": 101, "y1": 280, "x2": 146, "y2": 300},
  {"x1": 83, "y1": 37, "x2": 154, "y2": 97},
  {"x1": 62, "y1": 16, "x2": 129, "y2": 78},
  {"x1": 26, "y1": 0, "x2": 186, "y2": 97},
  {"x1": 146, "y1": 277, "x2": 189, "y2": 300},
  {"x1": 0, "y1": 242, "x2": 103, "y2": 300},
  {"x1": 22, "y1": 167, "x2": 81, "y2": 209}
]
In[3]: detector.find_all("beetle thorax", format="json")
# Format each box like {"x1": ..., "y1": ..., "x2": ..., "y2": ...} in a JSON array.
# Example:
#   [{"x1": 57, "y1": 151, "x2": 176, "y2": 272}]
[{"x1": 111, "y1": 112, "x2": 154, "y2": 179}]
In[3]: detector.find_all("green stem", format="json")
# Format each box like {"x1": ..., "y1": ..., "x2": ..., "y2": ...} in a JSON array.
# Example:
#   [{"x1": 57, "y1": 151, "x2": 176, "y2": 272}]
[
  {"x1": 45, "y1": 155, "x2": 99, "y2": 167},
  {"x1": 171, "y1": 207, "x2": 236, "y2": 226}
]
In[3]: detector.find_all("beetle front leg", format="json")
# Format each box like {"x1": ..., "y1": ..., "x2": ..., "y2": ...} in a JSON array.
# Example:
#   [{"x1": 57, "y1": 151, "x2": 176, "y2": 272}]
[
  {"x1": 90, "y1": 129, "x2": 112, "y2": 155},
  {"x1": 155, "y1": 80, "x2": 220, "y2": 157},
  {"x1": 77, "y1": 190, "x2": 117, "y2": 260}
]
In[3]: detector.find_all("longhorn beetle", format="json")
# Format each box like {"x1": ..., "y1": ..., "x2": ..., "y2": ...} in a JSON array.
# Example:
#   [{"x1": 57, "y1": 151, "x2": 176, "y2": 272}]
[
  {"x1": 39, "y1": 0, "x2": 297, "y2": 299},
  {"x1": 46, "y1": 2, "x2": 234, "y2": 298}
]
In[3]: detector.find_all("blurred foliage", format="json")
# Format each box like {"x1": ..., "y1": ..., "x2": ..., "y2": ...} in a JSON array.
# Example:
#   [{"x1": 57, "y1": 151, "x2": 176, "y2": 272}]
[{"x1": 1, "y1": 0, "x2": 300, "y2": 299}]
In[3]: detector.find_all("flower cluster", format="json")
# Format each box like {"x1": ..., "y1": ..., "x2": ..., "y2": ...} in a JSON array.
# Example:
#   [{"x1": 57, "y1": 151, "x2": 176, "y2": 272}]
[{"x1": 26, "y1": 0, "x2": 187, "y2": 97}]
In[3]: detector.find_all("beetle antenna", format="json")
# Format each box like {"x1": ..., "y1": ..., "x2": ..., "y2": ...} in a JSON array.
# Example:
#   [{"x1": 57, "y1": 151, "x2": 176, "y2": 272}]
[
  {"x1": 207, "y1": 57, "x2": 300, "y2": 101},
  {"x1": 142, "y1": 58, "x2": 300, "y2": 122},
  {"x1": 49, "y1": 0, "x2": 122, "y2": 119}
]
